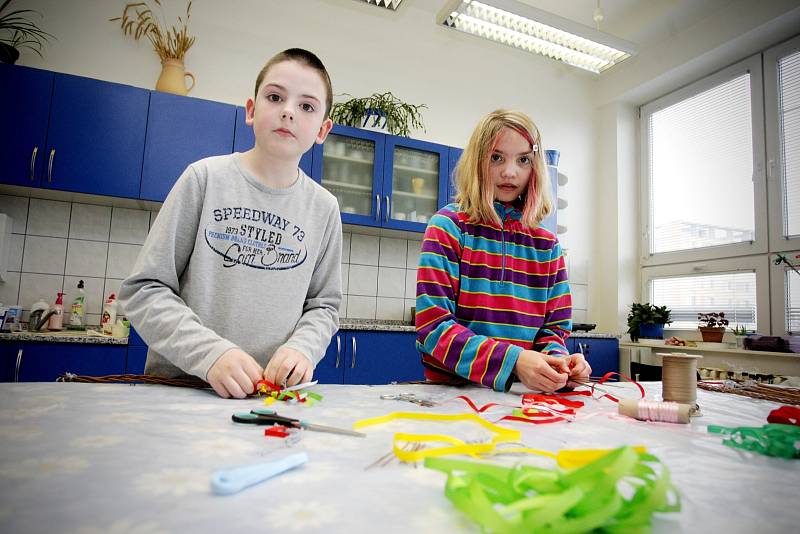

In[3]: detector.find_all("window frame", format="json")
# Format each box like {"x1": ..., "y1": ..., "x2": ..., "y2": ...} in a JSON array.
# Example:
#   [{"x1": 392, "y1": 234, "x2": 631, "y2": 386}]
[
  {"x1": 639, "y1": 54, "x2": 767, "y2": 267},
  {"x1": 641, "y1": 255, "x2": 771, "y2": 336},
  {"x1": 769, "y1": 249, "x2": 800, "y2": 336},
  {"x1": 765, "y1": 35, "x2": 800, "y2": 252}
]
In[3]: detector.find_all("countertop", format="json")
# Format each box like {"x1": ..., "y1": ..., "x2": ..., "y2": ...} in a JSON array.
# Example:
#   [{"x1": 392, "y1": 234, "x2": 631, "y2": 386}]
[
  {"x1": 0, "y1": 329, "x2": 128, "y2": 345},
  {"x1": 0, "y1": 381, "x2": 794, "y2": 533}
]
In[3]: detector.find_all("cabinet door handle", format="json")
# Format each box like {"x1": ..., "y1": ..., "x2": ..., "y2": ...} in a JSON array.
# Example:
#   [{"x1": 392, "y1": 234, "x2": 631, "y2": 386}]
[
  {"x1": 384, "y1": 195, "x2": 390, "y2": 222},
  {"x1": 335, "y1": 335, "x2": 341, "y2": 368},
  {"x1": 47, "y1": 148, "x2": 55, "y2": 183},
  {"x1": 29, "y1": 146, "x2": 38, "y2": 182},
  {"x1": 15, "y1": 349, "x2": 23, "y2": 382},
  {"x1": 375, "y1": 194, "x2": 380, "y2": 221},
  {"x1": 351, "y1": 337, "x2": 357, "y2": 369}
]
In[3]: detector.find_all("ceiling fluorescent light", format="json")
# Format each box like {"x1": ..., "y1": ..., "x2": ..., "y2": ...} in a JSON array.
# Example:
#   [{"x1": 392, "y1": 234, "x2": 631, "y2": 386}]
[
  {"x1": 357, "y1": 0, "x2": 403, "y2": 10},
  {"x1": 437, "y1": 0, "x2": 636, "y2": 73}
]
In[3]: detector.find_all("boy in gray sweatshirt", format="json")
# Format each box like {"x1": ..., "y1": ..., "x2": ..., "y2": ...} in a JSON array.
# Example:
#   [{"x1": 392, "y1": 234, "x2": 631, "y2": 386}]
[{"x1": 120, "y1": 49, "x2": 341, "y2": 398}]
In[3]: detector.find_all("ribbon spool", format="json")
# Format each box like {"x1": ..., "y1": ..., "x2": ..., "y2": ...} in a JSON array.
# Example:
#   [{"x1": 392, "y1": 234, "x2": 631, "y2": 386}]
[
  {"x1": 618, "y1": 399, "x2": 692, "y2": 424},
  {"x1": 659, "y1": 352, "x2": 702, "y2": 413}
]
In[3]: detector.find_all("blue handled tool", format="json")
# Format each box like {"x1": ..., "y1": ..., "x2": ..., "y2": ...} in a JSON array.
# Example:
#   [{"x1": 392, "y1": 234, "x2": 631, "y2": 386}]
[{"x1": 211, "y1": 452, "x2": 308, "y2": 495}]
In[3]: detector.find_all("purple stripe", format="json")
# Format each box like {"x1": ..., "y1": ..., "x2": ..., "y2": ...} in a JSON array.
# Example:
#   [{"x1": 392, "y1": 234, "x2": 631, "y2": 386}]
[
  {"x1": 545, "y1": 308, "x2": 572, "y2": 324},
  {"x1": 461, "y1": 262, "x2": 554, "y2": 286},
  {"x1": 464, "y1": 222, "x2": 556, "y2": 251},
  {"x1": 420, "y1": 239, "x2": 461, "y2": 265},
  {"x1": 417, "y1": 280, "x2": 455, "y2": 301},
  {"x1": 482, "y1": 342, "x2": 505, "y2": 387},
  {"x1": 456, "y1": 306, "x2": 545, "y2": 329}
]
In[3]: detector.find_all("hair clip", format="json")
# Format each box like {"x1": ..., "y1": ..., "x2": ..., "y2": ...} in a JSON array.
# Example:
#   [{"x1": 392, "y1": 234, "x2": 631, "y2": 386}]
[{"x1": 531, "y1": 144, "x2": 539, "y2": 152}]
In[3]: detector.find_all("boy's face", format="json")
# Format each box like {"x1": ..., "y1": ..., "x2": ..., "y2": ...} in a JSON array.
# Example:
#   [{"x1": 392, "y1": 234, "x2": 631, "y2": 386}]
[{"x1": 246, "y1": 60, "x2": 333, "y2": 160}]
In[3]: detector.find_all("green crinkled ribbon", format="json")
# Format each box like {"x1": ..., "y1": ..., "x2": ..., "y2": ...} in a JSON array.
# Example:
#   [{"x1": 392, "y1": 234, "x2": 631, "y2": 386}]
[
  {"x1": 424, "y1": 446, "x2": 680, "y2": 534},
  {"x1": 707, "y1": 423, "x2": 800, "y2": 459}
]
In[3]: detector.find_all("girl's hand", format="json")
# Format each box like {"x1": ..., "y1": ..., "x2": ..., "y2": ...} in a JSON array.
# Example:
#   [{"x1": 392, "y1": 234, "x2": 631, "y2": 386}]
[
  {"x1": 513, "y1": 350, "x2": 568, "y2": 392},
  {"x1": 565, "y1": 353, "x2": 591, "y2": 386}
]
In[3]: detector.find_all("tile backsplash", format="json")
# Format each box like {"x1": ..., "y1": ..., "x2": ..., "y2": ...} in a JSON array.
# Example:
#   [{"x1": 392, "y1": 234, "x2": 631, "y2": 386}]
[
  {"x1": 0, "y1": 193, "x2": 588, "y2": 325},
  {"x1": 0, "y1": 194, "x2": 421, "y2": 324}
]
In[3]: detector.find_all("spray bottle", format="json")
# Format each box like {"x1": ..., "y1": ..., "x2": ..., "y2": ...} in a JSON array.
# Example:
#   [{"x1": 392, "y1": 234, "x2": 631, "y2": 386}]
[
  {"x1": 101, "y1": 293, "x2": 118, "y2": 335},
  {"x1": 69, "y1": 280, "x2": 86, "y2": 329},
  {"x1": 47, "y1": 292, "x2": 65, "y2": 331}
]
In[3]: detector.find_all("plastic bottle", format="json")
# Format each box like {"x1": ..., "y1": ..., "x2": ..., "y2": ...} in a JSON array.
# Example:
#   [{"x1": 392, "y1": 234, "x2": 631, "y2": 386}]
[
  {"x1": 28, "y1": 297, "x2": 50, "y2": 331},
  {"x1": 69, "y1": 280, "x2": 86, "y2": 329},
  {"x1": 47, "y1": 292, "x2": 65, "y2": 330},
  {"x1": 101, "y1": 293, "x2": 118, "y2": 335}
]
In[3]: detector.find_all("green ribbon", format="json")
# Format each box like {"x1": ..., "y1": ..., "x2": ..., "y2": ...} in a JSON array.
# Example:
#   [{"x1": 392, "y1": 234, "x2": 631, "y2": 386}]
[
  {"x1": 424, "y1": 446, "x2": 680, "y2": 534},
  {"x1": 707, "y1": 423, "x2": 800, "y2": 459}
]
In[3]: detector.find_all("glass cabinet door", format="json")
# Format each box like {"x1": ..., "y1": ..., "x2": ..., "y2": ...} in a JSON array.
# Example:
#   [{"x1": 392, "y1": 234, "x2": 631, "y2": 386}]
[
  {"x1": 383, "y1": 137, "x2": 448, "y2": 231},
  {"x1": 312, "y1": 125, "x2": 384, "y2": 227}
]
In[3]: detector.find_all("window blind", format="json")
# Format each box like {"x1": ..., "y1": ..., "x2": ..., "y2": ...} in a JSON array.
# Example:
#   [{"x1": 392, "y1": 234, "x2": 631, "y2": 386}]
[
  {"x1": 650, "y1": 272, "x2": 757, "y2": 330},
  {"x1": 648, "y1": 74, "x2": 754, "y2": 254},
  {"x1": 778, "y1": 49, "x2": 800, "y2": 238},
  {"x1": 787, "y1": 267, "x2": 800, "y2": 334}
]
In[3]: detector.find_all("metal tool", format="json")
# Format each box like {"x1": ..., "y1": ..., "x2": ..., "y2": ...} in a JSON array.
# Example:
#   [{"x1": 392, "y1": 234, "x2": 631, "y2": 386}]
[
  {"x1": 232, "y1": 409, "x2": 366, "y2": 437},
  {"x1": 379, "y1": 392, "x2": 436, "y2": 407}
]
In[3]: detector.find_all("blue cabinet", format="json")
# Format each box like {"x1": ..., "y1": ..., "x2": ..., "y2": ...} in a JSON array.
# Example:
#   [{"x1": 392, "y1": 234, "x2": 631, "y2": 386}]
[
  {"x1": 3, "y1": 342, "x2": 127, "y2": 382},
  {"x1": 140, "y1": 92, "x2": 237, "y2": 201},
  {"x1": 571, "y1": 337, "x2": 619, "y2": 376},
  {"x1": 0, "y1": 342, "x2": 19, "y2": 381},
  {"x1": 43, "y1": 73, "x2": 149, "y2": 197},
  {"x1": 316, "y1": 330, "x2": 423, "y2": 385},
  {"x1": 233, "y1": 106, "x2": 313, "y2": 175},
  {"x1": 311, "y1": 124, "x2": 450, "y2": 232},
  {"x1": 0, "y1": 64, "x2": 53, "y2": 187},
  {"x1": 447, "y1": 147, "x2": 463, "y2": 203},
  {"x1": 126, "y1": 327, "x2": 147, "y2": 374}
]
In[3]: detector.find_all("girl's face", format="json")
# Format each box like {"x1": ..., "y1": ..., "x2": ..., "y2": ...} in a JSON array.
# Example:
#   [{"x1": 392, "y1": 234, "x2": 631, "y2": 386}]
[{"x1": 487, "y1": 127, "x2": 534, "y2": 203}]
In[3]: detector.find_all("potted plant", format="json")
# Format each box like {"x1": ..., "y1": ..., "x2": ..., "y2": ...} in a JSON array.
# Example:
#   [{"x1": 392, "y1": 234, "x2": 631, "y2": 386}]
[
  {"x1": 731, "y1": 324, "x2": 749, "y2": 349},
  {"x1": 697, "y1": 312, "x2": 729, "y2": 343},
  {"x1": 626, "y1": 303, "x2": 672, "y2": 342},
  {"x1": 0, "y1": 0, "x2": 54, "y2": 64},
  {"x1": 110, "y1": 0, "x2": 196, "y2": 95},
  {"x1": 330, "y1": 92, "x2": 426, "y2": 137}
]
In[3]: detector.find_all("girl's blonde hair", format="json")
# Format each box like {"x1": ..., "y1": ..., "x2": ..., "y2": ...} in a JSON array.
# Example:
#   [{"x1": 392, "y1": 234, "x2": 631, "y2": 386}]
[{"x1": 454, "y1": 109, "x2": 552, "y2": 229}]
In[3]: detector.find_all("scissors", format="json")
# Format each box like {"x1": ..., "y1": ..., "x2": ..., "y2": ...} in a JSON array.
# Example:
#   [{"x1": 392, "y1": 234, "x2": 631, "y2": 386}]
[
  {"x1": 232, "y1": 409, "x2": 365, "y2": 437},
  {"x1": 379, "y1": 392, "x2": 436, "y2": 407}
]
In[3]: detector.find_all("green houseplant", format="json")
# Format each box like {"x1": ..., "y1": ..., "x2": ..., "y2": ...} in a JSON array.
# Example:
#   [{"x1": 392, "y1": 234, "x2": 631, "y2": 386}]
[
  {"x1": 330, "y1": 92, "x2": 426, "y2": 137},
  {"x1": 697, "y1": 312, "x2": 729, "y2": 343},
  {"x1": 731, "y1": 324, "x2": 749, "y2": 349},
  {"x1": 626, "y1": 303, "x2": 671, "y2": 342},
  {"x1": 0, "y1": 0, "x2": 54, "y2": 64}
]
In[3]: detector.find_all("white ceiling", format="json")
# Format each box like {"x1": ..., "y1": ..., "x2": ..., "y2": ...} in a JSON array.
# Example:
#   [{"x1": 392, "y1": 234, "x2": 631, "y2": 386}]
[{"x1": 515, "y1": 0, "x2": 734, "y2": 48}]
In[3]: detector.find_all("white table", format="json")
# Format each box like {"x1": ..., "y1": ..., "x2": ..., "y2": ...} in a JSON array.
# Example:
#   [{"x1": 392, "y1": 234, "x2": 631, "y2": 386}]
[{"x1": 0, "y1": 382, "x2": 797, "y2": 533}]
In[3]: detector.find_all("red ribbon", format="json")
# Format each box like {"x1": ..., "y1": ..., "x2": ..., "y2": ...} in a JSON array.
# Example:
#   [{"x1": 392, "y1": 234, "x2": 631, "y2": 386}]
[
  {"x1": 767, "y1": 405, "x2": 800, "y2": 426},
  {"x1": 264, "y1": 425, "x2": 290, "y2": 438},
  {"x1": 585, "y1": 372, "x2": 645, "y2": 403}
]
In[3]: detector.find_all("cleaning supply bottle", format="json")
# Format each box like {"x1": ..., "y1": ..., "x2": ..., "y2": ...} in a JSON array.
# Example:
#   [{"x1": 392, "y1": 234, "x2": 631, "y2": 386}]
[
  {"x1": 28, "y1": 297, "x2": 50, "y2": 331},
  {"x1": 69, "y1": 280, "x2": 86, "y2": 329},
  {"x1": 101, "y1": 293, "x2": 117, "y2": 335},
  {"x1": 47, "y1": 292, "x2": 65, "y2": 330}
]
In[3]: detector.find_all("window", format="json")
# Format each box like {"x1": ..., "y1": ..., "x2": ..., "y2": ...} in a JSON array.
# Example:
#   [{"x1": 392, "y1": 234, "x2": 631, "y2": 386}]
[{"x1": 641, "y1": 37, "x2": 800, "y2": 336}]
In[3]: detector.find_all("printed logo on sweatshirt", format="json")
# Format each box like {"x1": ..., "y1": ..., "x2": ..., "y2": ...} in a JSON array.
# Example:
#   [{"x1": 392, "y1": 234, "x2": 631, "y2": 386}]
[{"x1": 204, "y1": 207, "x2": 307, "y2": 270}]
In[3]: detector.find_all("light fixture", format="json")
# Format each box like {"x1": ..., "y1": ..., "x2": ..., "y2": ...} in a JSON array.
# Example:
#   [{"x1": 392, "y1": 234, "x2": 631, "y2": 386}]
[
  {"x1": 437, "y1": 0, "x2": 636, "y2": 73},
  {"x1": 356, "y1": 0, "x2": 403, "y2": 10}
]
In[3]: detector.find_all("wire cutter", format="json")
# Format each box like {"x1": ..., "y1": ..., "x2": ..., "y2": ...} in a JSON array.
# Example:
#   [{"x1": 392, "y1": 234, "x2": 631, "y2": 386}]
[{"x1": 232, "y1": 409, "x2": 366, "y2": 438}]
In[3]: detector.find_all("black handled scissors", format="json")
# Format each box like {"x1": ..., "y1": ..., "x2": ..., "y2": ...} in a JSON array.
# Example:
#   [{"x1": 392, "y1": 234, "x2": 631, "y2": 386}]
[{"x1": 232, "y1": 409, "x2": 365, "y2": 438}]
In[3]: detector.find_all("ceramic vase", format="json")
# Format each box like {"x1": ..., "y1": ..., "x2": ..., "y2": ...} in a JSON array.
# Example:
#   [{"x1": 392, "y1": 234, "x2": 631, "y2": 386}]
[{"x1": 155, "y1": 58, "x2": 195, "y2": 96}]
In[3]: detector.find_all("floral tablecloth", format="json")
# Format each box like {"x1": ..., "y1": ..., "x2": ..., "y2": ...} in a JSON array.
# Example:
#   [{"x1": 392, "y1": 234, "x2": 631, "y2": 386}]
[{"x1": 0, "y1": 381, "x2": 797, "y2": 533}]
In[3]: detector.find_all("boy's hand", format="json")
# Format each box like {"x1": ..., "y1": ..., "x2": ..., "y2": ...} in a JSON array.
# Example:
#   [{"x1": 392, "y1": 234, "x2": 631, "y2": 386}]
[
  {"x1": 207, "y1": 348, "x2": 264, "y2": 399},
  {"x1": 514, "y1": 350, "x2": 568, "y2": 392},
  {"x1": 264, "y1": 346, "x2": 313, "y2": 388}
]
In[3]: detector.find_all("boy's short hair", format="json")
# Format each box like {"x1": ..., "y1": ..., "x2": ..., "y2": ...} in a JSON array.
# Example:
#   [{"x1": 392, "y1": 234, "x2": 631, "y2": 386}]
[{"x1": 254, "y1": 48, "x2": 333, "y2": 120}]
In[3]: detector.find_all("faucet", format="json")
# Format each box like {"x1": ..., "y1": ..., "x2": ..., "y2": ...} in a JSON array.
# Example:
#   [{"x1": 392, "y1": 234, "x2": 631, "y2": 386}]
[{"x1": 31, "y1": 309, "x2": 57, "y2": 331}]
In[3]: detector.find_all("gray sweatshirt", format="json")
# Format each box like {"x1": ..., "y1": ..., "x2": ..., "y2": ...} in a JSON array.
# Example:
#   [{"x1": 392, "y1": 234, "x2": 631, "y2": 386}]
[{"x1": 119, "y1": 153, "x2": 342, "y2": 380}]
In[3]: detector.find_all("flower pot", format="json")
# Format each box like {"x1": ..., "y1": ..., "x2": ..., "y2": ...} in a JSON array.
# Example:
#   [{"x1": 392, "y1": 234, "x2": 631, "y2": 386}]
[
  {"x1": 698, "y1": 326, "x2": 725, "y2": 343},
  {"x1": 155, "y1": 59, "x2": 195, "y2": 96},
  {"x1": 0, "y1": 43, "x2": 20, "y2": 65},
  {"x1": 735, "y1": 335, "x2": 747, "y2": 349},
  {"x1": 638, "y1": 323, "x2": 665, "y2": 340}
]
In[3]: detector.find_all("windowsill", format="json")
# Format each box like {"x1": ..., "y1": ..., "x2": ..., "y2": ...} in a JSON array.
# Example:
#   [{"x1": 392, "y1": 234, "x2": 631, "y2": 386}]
[{"x1": 620, "y1": 341, "x2": 798, "y2": 358}]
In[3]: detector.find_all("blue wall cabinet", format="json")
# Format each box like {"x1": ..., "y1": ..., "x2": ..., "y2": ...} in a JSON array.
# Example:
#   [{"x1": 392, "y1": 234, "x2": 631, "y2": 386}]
[
  {"x1": 311, "y1": 124, "x2": 386, "y2": 228},
  {"x1": 0, "y1": 64, "x2": 54, "y2": 187},
  {"x1": 140, "y1": 93, "x2": 237, "y2": 201},
  {"x1": 316, "y1": 330, "x2": 423, "y2": 385},
  {"x1": 382, "y1": 136, "x2": 449, "y2": 232},
  {"x1": 42, "y1": 73, "x2": 149, "y2": 197},
  {"x1": 233, "y1": 106, "x2": 313, "y2": 175},
  {"x1": 447, "y1": 147, "x2": 463, "y2": 203},
  {"x1": 572, "y1": 337, "x2": 619, "y2": 376},
  {"x1": 9, "y1": 343, "x2": 126, "y2": 382}
]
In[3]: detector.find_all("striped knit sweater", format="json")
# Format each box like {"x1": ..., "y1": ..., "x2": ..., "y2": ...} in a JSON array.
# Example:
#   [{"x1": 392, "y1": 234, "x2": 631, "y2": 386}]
[{"x1": 415, "y1": 201, "x2": 572, "y2": 392}]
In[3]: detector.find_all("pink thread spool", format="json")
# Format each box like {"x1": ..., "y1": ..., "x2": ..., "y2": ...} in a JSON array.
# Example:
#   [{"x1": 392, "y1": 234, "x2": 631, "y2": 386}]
[{"x1": 618, "y1": 399, "x2": 692, "y2": 424}]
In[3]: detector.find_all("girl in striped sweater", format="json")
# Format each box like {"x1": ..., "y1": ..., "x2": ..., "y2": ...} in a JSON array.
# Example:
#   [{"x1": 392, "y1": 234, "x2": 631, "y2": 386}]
[{"x1": 415, "y1": 110, "x2": 590, "y2": 392}]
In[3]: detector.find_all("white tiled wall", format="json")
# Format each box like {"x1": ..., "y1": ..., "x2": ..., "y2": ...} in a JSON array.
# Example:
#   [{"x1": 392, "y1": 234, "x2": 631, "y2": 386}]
[{"x1": 0, "y1": 194, "x2": 423, "y2": 324}]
